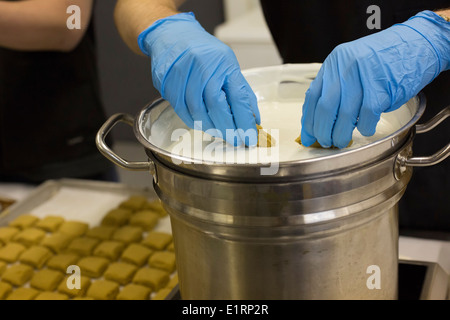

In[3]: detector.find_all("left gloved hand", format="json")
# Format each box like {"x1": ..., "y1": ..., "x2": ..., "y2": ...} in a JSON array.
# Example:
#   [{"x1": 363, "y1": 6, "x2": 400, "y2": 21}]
[
  {"x1": 138, "y1": 12, "x2": 260, "y2": 147},
  {"x1": 301, "y1": 10, "x2": 450, "y2": 149}
]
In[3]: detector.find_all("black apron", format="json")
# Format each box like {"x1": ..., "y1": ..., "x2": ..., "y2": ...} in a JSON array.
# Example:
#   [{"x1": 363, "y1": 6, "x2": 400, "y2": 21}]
[
  {"x1": 0, "y1": 1, "x2": 113, "y2": 183},
  {"x1": 260, "y1": 0, "x2": 450, "y2": 235}
]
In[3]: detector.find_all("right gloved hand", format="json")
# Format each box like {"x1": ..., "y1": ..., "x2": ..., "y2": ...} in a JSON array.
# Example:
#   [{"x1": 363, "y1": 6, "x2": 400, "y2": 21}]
[
  {"x1": 300, "y1": 10, "x2": 450, "y2": 149},
  {"x1": 138, "y1": 12, "x2": 260, "y2": 147}
]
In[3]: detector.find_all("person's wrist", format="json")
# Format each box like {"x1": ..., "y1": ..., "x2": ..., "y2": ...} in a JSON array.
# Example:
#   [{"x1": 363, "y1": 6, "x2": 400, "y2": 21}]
[
  {"x1": 435, "y1": 10, "x2": 450, "y2": 22},
  {"x1": 137, "y1": 12, "x2": 196, "y2": 56}
]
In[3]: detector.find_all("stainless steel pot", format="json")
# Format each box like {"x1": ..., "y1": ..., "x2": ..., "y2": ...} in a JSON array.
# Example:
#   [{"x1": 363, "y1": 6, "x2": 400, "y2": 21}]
[{"x1": 96, "y1": 64, "x2": 449, "y2": 300}]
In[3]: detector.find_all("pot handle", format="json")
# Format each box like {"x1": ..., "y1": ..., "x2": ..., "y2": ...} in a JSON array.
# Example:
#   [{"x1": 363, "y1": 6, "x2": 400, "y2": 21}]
[
  {"x1": 96, "y1": 113, "x2": 155, "y2": 173},
  {"x1": 399, "y1": 106, "x2": 450, "y2": 167}
]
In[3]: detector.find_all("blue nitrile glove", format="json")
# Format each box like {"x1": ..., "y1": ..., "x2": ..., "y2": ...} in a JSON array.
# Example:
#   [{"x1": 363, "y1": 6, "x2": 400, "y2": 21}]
[
  {"x1": 301, "y1": 10, "x2": 450, "y2": 149},
  {"x1": 138, "y1": 12, "x2": 260, "y2": 147}
]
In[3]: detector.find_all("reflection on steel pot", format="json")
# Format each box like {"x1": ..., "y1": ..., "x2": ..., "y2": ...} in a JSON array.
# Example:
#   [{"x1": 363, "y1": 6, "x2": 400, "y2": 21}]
[{"x1": 96, "y1": 64, "x2": 450, "y2": 300}]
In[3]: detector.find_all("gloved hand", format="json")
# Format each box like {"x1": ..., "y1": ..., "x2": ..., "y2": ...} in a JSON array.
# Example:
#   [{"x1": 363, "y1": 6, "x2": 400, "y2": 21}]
[
  {"x1": 138, "y1": 12, "x2": 260, "y2": 147},
  {"x1": 301, "y1": 10, "x2": 450, "y2": 149}
]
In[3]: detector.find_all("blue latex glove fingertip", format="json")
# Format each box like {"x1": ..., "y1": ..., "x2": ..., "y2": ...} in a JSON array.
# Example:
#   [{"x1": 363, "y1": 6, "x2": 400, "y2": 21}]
[{"x1": 299, "y1": 129, "x2": 317, "y2": 147}]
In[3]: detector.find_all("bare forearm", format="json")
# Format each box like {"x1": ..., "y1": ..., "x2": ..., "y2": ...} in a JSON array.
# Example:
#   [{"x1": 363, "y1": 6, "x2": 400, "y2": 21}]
[
  {"x1": 0, "y1": 0, "x2": 93, "y2": 52},
  {"x1": 435, "y1": 8, "x2": 450, "y2": 20},
  {"x1": 114, "y1": 0, "x2": 185, "y2": 54}
]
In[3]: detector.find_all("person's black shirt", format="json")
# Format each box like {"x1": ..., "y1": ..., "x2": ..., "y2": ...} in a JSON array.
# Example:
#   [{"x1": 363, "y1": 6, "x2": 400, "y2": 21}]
[{"x1": 0, "y1": 4, "x2": 114, "y2": 183}]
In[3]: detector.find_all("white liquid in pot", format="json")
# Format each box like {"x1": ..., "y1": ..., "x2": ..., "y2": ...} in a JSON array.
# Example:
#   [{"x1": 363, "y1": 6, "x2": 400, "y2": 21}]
[{"x1": 164, "y1": 100, "x2": 411, "y2": 164}]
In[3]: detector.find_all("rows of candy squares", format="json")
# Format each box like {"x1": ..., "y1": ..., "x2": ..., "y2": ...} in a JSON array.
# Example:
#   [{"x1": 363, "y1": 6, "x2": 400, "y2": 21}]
[{"x1": 0, "y1": 195, "x2": 178, "y2": 300}]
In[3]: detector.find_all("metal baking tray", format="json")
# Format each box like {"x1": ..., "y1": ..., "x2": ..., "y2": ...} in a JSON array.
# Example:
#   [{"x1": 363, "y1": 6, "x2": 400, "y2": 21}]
[
  {"x1": 399, "y1": 259, "x2": 449, "y2": 300},
  {"x1": 0, "y1": 196, "x2": 15, "y2": 215},
  {"x1": 0, "y1": 178, "x2": 170, "y2": 232},
  {"x1": 0, "y1": 178, "x2": 176, "y2": 300}
]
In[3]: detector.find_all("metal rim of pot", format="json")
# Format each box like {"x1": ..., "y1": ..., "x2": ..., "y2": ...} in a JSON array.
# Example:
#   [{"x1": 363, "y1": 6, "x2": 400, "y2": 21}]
[{"x1": 96, "y1": 64, "x2": 450, "y2": 183}]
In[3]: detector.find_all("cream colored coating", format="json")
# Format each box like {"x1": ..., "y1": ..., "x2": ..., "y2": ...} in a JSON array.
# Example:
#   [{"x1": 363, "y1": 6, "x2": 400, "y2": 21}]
[{"x1": 166, "y1": 100, "x2": 410, "y2": 163}]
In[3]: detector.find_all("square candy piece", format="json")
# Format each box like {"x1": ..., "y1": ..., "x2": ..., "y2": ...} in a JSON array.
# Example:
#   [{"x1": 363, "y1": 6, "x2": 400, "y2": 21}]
[
  {"x1": 121, "y1": 243, "x2": 153, "y2": 267},
  {"x1": 35, "y1": 291, "x2": 69, "y2": 300},
  {"x1": 148, "y1": 251, "x2": 176, "y2": 273},
  {"x1": 19, "y1": 245, "x2": 53, "y2": 269},
  {"x1": 0, "y1": 282, "x2": 13, "y2": 300},
  {"x1": 101, "y1": 208, "x2": 132, "y2": 227},
  {"x1": 66, "y1": 237, "x2": 100, "y2": 256},
  {"x1": 58, "y1": 275, "x2": 91, "y2": 298},
  {"x1": 142, "y1": 200, "x2": 167, "y2": 216},
  {"x1": 141, "y1": 232, "x2": 172, "y2": 250},
  {"x1": 41, "y1": 232, "x2": 74, "y2": 253},
  {"x1": 30, "y1": 269, "x2": 65, "y2": 291},
  {"x1": 77, "y1": 256, "x2": 109, "y2": 278},
  {"x1": 117, "y1": 284, "x2": 151, "y2": 300},
  {"x1": 0, "y1": 261, "x2": 7, "y2": 276},
  {"x1": 8, "y1": 214, "x2": 39, "y2": 230},
  {"x1": 86, "y1": 226, "x2": 118, "y2": 241},
  {"x1": 111, "y1": 226, "x2": 143, "y2": 244},
  {"x1": 104, "y1": 262, "x2": 138, "y2": 285},
  {"x1": 119, "y1": 195, "x2": 148, "y2": 211},
  {"x1": 0, "y1": 227, "x2": 20, "y2": 245},
  {"x1": 86, "y1": 280, "x2": 120, "y2": 300},
  {"x1": 2, "y1": 263, "x2": 34, "y2": 286},
  {"x1": 6, "y1": 287, "x2": 39, "y2": 300},
  {"x1": 132, "y1": 267, "x2": 170, "y2": 291},
  {"x1": 129, "y1": 211, "x2": 159, "y2": 231},
  {"x1": 34, "y1": 216, "x2": 65, "y2": 232},
  {"x1": 0, "y1": 242, "x2": 27, "y2": 263},
  {"x1": 13, "y1": 228, "x2": 46, "y2": 247},
  {"x1": 46, "y1": 253, "x2": 80, "y2": 273},
  {"x1": 93, "y1": 241, "x2": 125, "y2": 261},
  {"x1": 58, "y1": 221, "x2": 89, "y2": 237}
]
